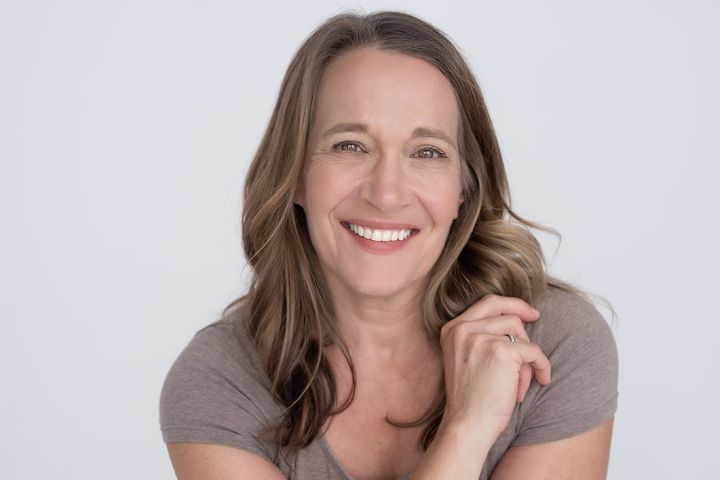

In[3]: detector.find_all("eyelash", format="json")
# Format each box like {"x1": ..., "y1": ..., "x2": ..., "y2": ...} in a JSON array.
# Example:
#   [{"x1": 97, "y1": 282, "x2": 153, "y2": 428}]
[{"x1": 331, "y1": 141, "x2": 447, "y2": 159}]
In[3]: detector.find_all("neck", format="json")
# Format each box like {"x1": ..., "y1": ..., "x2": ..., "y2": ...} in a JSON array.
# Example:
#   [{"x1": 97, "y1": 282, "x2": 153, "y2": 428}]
[{"x1": 327, "y1": 284, "x2": 437, "y2": 368}]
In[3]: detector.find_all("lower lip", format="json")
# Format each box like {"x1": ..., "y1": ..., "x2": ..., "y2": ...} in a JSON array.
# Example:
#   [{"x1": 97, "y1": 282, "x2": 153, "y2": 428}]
[{"x1": 342, "y1": 224, "x2": 417, "y2": 255}]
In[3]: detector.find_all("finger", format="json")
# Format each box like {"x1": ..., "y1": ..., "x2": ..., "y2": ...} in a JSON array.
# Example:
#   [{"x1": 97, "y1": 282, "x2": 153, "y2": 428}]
[
  {"x1": 517, "y1": 364, "x2": 532, "y2": 402},
  {"x1": 508, "y1": 341, "x2": 552, "y2": 385},
  {"x1": 446, "y1": 314, "x2": 530, "y2": 342},
  {"x1": 459, "y1": 294, "x2": 540, "y2": 324}
]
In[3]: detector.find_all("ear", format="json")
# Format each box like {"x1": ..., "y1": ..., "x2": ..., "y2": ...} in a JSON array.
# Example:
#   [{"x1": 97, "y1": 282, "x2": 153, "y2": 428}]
[
  {"x1": 294, "y1": 184, "x2": 306, "y2": 208},
  {"x1": 453, "y1": 192, "x2": 464, "y2": 219}
]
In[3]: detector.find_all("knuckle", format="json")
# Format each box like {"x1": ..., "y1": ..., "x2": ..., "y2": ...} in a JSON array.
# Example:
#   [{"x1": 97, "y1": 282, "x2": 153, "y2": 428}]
[
  {"x1": 483, "y1": 293, "x2": 498, "y2": 302},
  {"x1": 454, "y1": 321, "x2": 473, "y2": 337},
  {"x1": 440, "y1": 325, "x2": 452, "y2": 346},
  {"x1": 468, "y1": 332, "x2": 486, "y2": 348},
  {"x1": 440, "y1": 318, "x2": 456, "y2": 335},
  {"x1": 441, "y1": 322, "x2": 464, "y2": 346},
  {"x1": 440, "y1": 321, "x2": 450, "y2": 337},
  {"x1": 488, "y1": 340, "x2": 508, "y2": 357},
  {"x1": 531, "y1": 344, "x2": 549, "y2": 362}
]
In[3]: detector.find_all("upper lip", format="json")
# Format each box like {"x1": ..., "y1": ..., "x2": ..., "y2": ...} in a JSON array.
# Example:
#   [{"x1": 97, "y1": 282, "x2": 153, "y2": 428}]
[{"x1": 341, "y1": 219, "x2": 420, "y2": 230}]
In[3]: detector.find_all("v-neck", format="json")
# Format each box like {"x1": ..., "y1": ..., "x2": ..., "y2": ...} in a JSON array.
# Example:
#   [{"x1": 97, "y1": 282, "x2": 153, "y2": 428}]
[
  {"x1": 318, "y1": 432, "x2": 354, "y2": 479},
  {"x1": 317, "y1": 432, "x2": 413, "y2": 480}
]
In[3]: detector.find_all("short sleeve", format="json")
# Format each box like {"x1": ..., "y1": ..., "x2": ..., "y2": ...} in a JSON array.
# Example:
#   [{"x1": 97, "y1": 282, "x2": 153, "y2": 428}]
[
  {"x1": 158, "y1": 318, "x2": 279, "y2": 460},
  {"x1": 512, "y1": 288, "x2": 619, "y2": 445}
]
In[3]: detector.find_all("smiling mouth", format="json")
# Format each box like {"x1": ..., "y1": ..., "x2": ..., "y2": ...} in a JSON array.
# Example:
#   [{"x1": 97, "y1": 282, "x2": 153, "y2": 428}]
[{"x1": 341, "y1": 221, "x2": 418, "y2": 242}]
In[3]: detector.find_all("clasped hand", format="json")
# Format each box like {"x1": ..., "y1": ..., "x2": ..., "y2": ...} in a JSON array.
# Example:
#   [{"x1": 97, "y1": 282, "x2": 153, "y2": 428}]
[{"x1": 439, "y1": 294, "x2": 552, "y2": 443}]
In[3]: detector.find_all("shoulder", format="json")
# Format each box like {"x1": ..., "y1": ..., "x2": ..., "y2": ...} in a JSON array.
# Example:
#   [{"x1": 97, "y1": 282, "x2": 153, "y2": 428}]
[
  {"x1": 511, "y1": 285, "x2": 619, "y2": 445},
  {"x1": 159, "y1": 303, "x2": 282, "y2": 459},
  {"x1": 529, "y1": 286, "x2": 617, "y2": 367},
  {"x1": 162, "y1": 305, "x2": 270, "y2": 389}
]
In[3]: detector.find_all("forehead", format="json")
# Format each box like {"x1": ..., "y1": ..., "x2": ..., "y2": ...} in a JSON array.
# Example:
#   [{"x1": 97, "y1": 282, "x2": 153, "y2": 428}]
[{"x1": 312, "y1": 48, "x2": 459, "y2": 138}]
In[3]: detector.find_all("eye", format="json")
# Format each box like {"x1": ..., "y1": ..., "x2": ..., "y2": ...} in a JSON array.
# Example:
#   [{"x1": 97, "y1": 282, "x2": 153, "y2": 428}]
[
  {"x1": 411, "y1": 147, "x2": 447, "y2": 159},
  {"x1": 332, "y1": 141, "x2": 365, "y2": 153}
]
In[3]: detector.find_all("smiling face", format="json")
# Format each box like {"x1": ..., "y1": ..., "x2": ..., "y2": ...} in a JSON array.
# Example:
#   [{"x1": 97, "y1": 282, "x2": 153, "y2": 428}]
[{"x1": 295, "y1": 47, "x2": 464, "y2": 304}]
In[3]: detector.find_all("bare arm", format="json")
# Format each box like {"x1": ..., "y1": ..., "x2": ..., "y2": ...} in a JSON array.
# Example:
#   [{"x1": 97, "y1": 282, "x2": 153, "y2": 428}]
[
  {"x1": 166, "y1": 443, "x2": 286, "y2": 480},
  {"x1": 410, "y1": 422, "x2": 493, "y2": 479},
  {"x1": 491, "y1": 418, "x2": 614, "y2": 480}
]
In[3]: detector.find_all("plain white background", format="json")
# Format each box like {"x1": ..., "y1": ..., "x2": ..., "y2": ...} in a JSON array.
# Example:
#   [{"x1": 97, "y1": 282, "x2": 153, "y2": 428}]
[{"x1": 2, "y1": 0, "x2": 718, "y2": 478}]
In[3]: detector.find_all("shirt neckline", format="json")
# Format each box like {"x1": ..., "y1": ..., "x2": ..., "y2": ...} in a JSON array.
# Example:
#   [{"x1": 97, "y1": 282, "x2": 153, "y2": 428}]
[
  {"x1": 317, "y1": 432, "x2": 354, "y2": 480},
  {"x1": 317, "y1": 432, "x2": 412, "y2": 480}
]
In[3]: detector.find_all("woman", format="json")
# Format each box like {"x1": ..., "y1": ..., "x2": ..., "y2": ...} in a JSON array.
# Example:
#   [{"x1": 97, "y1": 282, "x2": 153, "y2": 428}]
[{"x1": 159, "y1": 11, "x2": 618, "y2": 480}]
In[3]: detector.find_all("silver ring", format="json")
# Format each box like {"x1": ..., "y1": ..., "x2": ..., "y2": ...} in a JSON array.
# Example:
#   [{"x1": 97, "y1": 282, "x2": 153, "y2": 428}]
[{"x1": 504, "y1": 334, "x2": 517, "y2": 344}]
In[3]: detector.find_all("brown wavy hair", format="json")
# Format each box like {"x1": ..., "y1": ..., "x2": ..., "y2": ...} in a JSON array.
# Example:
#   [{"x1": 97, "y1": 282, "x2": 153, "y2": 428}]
[{"x1": 223, "y1": 10, "x2": 612, "y2": 460}]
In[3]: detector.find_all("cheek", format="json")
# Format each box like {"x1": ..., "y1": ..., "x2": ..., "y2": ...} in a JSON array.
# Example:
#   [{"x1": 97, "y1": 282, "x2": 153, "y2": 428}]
[
  {"x1": 305, "y1": 162, "x2": 359, "y2": 201},
  {"x1": 302, "y1": 167, "x2": 358, "y2": 228},
  {"x1": 427, "y1": 199, "x2": 461, "y2": 225},
  {"x1": 418, "y1": 177, "x2": 463, "y2": 221}
]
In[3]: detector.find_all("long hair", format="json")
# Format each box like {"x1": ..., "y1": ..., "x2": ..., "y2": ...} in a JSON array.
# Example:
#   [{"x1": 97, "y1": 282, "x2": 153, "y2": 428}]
[{"x1": 223, "y1": 10, "x2": 611, "y2": 458}]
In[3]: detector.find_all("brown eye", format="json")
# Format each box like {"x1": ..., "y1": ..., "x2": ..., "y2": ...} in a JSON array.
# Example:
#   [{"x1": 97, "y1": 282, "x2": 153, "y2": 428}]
[
  {"x1": 413, "y1": 147, "x2": 446, "y2": 159},
  {"x1": 333, "y1": 142, "x2": 363, "y2": 153}
]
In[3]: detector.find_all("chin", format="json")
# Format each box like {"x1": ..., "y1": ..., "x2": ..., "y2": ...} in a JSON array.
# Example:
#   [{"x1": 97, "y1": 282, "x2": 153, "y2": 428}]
[
  {"x1": 321, "y1": 260, "x2": 430, "y2": 302},
  {"x1": 345, "y1": 273, "x2": 423, "y2": 301}
]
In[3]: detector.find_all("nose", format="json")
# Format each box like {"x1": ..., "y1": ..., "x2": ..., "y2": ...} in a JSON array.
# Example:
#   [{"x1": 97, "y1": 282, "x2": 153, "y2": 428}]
[{"x1": 359, "y1": 154, "x2": 411, "y2": 212}]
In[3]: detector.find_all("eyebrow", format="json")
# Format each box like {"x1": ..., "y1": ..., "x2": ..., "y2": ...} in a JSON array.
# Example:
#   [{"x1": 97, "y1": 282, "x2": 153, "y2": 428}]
[
  {"x1": 319, "y1": 122, "x2": 457, "y2": 150},
  {"x1": 412, "y1": 127, "x2": 457, "y2": 150}
]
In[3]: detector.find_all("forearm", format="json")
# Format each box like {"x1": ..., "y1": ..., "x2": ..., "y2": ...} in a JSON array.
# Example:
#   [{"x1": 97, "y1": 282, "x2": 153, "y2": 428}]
[{"x1": 410, "y1": 423, "x2": 493, "y2": 480}]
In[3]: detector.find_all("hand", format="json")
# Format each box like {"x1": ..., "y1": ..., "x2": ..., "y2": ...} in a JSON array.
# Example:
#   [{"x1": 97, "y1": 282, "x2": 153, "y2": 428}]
[{"x1": 438, "y1": 294, "x2": 552, "y2": 442}]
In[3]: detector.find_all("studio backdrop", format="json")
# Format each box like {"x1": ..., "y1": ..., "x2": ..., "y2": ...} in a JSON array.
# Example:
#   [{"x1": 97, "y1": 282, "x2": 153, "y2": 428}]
[{"x1": 2, "y1": 0, "x2": 718, "y2": 478}]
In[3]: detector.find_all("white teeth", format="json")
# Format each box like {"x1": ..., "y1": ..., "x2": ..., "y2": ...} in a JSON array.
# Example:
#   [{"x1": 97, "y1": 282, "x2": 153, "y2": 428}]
[{"x1": 347, "y1": 223, "x2": 413, "y2": 242}]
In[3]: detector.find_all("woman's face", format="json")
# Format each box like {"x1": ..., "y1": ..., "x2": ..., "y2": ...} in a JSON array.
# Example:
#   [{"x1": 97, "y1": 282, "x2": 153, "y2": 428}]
[{"x1": 296, "y1": 47, "x2": 463, "y2": 303}]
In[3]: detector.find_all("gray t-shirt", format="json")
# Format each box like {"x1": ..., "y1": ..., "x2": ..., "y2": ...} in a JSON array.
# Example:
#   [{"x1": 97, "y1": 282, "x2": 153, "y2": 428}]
[{"x1": 159, "y1": 286, "x2": 618, "y2": 479}]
